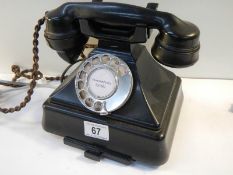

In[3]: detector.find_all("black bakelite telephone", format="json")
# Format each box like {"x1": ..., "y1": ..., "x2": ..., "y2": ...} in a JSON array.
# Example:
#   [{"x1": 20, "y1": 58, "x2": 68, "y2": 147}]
[{"x1": 1, "y1": 1, "x2": 200, "y2": 165}]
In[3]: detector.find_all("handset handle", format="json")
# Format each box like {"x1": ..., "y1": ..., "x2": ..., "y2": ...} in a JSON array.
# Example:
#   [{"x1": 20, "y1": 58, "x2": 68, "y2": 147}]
[{"x1": 46, "y1": 2, "x2": 196, "y2": 38}]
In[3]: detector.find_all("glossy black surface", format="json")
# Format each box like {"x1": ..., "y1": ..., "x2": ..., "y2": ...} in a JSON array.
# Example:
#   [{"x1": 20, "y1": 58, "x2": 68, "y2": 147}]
[
  {"x1": 42, "y1": 2, "x2": 200, "y2": 165},
  {"x1": 44, "y1": 2, "x2": 200, "y2": 67},
  {"x1": 43, "y1": 43, "x2": 183, "y2": 165}
]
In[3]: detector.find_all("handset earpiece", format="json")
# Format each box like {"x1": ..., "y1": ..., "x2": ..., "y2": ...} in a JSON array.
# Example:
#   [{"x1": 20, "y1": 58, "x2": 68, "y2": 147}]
[
  {"x1": 151, "y1": 19, "x2": 200, "y2": 67},
  {"x1": 44, "y1": 11, "x2": 89, "y2": 64}
]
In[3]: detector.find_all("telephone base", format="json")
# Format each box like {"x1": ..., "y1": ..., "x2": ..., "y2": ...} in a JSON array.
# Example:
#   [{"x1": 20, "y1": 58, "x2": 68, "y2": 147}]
[
  {"x1": 42, "y1": 44, "x2": 183, "y2": 165},
  {"x1": 42, "y1": 83, "x2": 182, "y2": 165}
]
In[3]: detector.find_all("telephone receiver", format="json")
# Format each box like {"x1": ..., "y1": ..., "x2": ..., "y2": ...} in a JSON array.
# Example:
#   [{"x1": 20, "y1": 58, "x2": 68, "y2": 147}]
[
  {"x1": 42, "y1": 2, "x2": 200, "y2": 165},
  {"x1": 44, "y1": 2, "x2": 200, "y2": 67}
]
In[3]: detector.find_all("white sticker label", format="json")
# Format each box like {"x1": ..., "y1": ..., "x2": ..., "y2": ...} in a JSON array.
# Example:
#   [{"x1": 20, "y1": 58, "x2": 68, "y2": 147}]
[
  {"x1": 84, "y1": 121, "x2": 109, "y2": 141},
  {"x1": 88, "y1": 68, "x2": 117, "y2": 99}
]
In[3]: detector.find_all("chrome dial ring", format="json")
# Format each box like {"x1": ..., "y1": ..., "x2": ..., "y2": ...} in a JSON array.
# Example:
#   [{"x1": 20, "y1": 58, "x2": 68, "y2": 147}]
[{"x1": 75, "y1": 53, "x2": 133, "y2": 115}]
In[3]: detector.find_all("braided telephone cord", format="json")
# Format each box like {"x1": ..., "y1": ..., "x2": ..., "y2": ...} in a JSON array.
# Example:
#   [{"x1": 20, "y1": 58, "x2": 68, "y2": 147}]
[{"x1": 0, "y1": 17, "x2": 96, "y2": 113}]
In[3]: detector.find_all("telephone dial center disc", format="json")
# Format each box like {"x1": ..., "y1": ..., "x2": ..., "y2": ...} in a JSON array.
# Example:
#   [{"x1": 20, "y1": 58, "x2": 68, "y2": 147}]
[
  {"x1": 87, "y1": 68, "x2": 117, "y2": 99},
  {"x1": 75, "y1": 54, "x2": 133, "y2": 115}
]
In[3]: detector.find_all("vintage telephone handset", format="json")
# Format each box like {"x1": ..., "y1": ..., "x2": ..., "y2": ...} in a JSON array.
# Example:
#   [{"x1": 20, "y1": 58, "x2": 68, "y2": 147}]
[
  {"x1": 44, "y1": 2, "x2": 199, "y2": 67},
  {"x1": 0, "y1": 1, "x2": 200, "y2": 165}
]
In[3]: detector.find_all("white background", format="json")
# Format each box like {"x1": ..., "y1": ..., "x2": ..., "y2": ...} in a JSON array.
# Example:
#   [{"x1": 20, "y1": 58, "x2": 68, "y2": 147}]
[{"x1": 0, "y1": 0, "x2": 233, "y2": 79}]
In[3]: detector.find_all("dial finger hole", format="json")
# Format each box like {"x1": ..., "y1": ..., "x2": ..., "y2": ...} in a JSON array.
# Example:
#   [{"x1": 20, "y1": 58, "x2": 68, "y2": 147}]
[
  {"x1": 85, "y1": 98, "x2": 94, "y2": 107},
  {"x1": 112, "y1": 59, "x2": 120, "y2": 65},
  {"x1": 101, "y1": 55, "x2": 110, "y2": 64},
  {"x1": 110, "y1": 59, "x2": 120, "y2": 69},
  {"x1": 92, "y1": 57, "x2": 100, "y2": 65},
  {"x1": 77, "y1": 81, "x2": 84, "y2": 89},
  {"x1": 84, "y1": 62, "x2": 92, "y2": 72},
  {"x1": 79, "y1": 71, "x2": 86, "y2": 79},
  {"x1": 118, "y1": 65, "x2": 128, "y2": 76},
  {"x1": 79, "y1": 90, "x2": 87, "y2": 99},
  {"x1": 94, "y1": 101, "x2": 103, "y2": 111}
]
